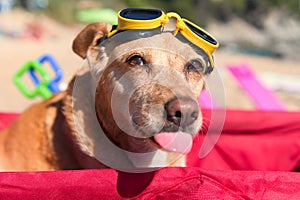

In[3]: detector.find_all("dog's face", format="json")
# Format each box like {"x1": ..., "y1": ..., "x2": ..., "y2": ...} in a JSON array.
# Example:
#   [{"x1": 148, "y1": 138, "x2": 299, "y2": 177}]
[{"x1": 72, "y1": 22, "x2": 211, "y2": 167}]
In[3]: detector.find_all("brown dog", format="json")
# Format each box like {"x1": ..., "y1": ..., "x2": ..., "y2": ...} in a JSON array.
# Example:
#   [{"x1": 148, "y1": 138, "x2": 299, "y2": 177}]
[{"x1": 0, "y1": 22, "x2": 212, "y2": 171}]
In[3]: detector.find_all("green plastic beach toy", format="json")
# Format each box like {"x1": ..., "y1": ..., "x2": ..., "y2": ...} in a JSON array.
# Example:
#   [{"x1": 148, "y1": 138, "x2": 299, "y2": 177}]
[{"x1": 13, "y1": 60, "x2": 53, "y2": 99}]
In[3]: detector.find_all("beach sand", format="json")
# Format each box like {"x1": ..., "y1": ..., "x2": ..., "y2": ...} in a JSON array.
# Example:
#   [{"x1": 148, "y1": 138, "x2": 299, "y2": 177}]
[{"x1": 1, "y1": 9, "x2": 300, "y2": 112}]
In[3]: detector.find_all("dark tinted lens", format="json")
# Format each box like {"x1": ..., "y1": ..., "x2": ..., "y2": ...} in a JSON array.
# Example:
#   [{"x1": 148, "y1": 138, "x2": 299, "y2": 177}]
[
  {"x1": 184, "y1": 21, "x2": 217, "y2": 45},
  {"x1": 120, "y1": 8, "x2": 162, "y2": 20}
]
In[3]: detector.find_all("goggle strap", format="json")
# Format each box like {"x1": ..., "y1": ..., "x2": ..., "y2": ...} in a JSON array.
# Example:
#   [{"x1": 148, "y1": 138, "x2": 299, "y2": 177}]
[
  {"x1": 111, "y1": 25, "x2": 118, "y2": 32},
  {"x1": 205, "y1": 66, "x2": 214, "y2": 74},
  {"x1": 107, "y1": 29, "x2": 118, "y2": 38},
  {"x1": 208, "y1": 55, "x2": 215, "y2": 69},
  {"x1": 173, "y1": 27, "x2": 180, "y2": 36},
  {"x1": 98, "y1": 35, "x2": 108, "y2": 45}
]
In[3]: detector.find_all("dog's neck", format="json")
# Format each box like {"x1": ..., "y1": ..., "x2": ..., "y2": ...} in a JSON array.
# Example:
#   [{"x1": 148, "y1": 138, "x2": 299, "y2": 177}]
[
  {"x1": 63, "y1": 67, "x2": 135, "y2": 169},
  {"x1": 45, "y1": 93, "x2": 106, "y2": 169}
]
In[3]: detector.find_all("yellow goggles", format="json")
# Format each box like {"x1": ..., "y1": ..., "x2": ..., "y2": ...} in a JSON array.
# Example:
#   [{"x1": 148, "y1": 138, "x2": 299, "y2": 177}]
[{"x1": 107, "y1": 8, "x2": 219, "y2": 69}]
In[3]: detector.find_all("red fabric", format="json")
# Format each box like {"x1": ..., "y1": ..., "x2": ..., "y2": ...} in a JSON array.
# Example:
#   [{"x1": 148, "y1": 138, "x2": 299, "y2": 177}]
[
  {"x1": 2, "y1": 110, "x2": 299, "y2": 171},
  {"x1": 0, "y1": 112, "x2": 19, "y2": 131},
  {"x1": 0, "y1": 110, "x2": 300, "y2": 199},
  {"x1": 187, "y1": 109, "x2": 300, "y2": 171},
  {"x1": 0, "y1": 168, "x2": 299, "y2": 199}
]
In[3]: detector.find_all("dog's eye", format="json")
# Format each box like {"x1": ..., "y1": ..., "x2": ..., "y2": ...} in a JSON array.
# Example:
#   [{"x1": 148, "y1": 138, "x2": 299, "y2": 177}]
[
  {"x1": 127, "y1": 55, "x2": 146, "y2": 66},
  {"x1": 186, "y1": 59, "x2": 204, "y2": 73}
]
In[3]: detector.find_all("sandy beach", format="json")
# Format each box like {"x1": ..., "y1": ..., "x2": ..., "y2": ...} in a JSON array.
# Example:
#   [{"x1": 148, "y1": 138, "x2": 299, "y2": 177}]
[{"x1": 1, "y1": 9, "x2": 300, "y2": 112}]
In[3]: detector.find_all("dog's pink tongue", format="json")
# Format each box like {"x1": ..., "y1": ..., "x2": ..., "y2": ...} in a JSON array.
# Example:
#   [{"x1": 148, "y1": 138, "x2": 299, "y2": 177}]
[{"x1": 154, "y1": 132, "x2": 193, "y2": 154}]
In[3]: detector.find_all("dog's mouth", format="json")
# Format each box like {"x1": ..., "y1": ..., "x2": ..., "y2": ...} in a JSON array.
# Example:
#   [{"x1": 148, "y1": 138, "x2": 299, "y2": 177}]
[{"x1": 149, "y1": 131, "x2": 194, "y2": 154}]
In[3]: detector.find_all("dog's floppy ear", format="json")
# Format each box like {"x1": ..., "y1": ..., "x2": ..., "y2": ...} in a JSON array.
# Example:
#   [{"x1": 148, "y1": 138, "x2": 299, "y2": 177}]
[{"x1": 72, "y1": 22, "x2": 112, "y2": 59}]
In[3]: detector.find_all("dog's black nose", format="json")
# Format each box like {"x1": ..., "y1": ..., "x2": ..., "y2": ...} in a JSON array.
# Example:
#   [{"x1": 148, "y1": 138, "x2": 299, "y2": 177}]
[{"x1": 165, "y1": 97, "x2": 199, "y2": 126}]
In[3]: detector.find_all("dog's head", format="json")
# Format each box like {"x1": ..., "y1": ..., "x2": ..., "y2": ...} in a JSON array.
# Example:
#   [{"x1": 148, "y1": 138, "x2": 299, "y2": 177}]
[{"x1": 72, "y1": 22, "x2": 214, "y2": 167}]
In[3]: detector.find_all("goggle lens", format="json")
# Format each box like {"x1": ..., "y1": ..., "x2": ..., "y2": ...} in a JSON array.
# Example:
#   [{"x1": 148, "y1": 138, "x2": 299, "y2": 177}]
[
  {"x1": 183, "y1": 20, "x2": 217, "y2": 45},
  {"x1": 120, "y1": 8, "x2": 163, "y2": 20}
]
